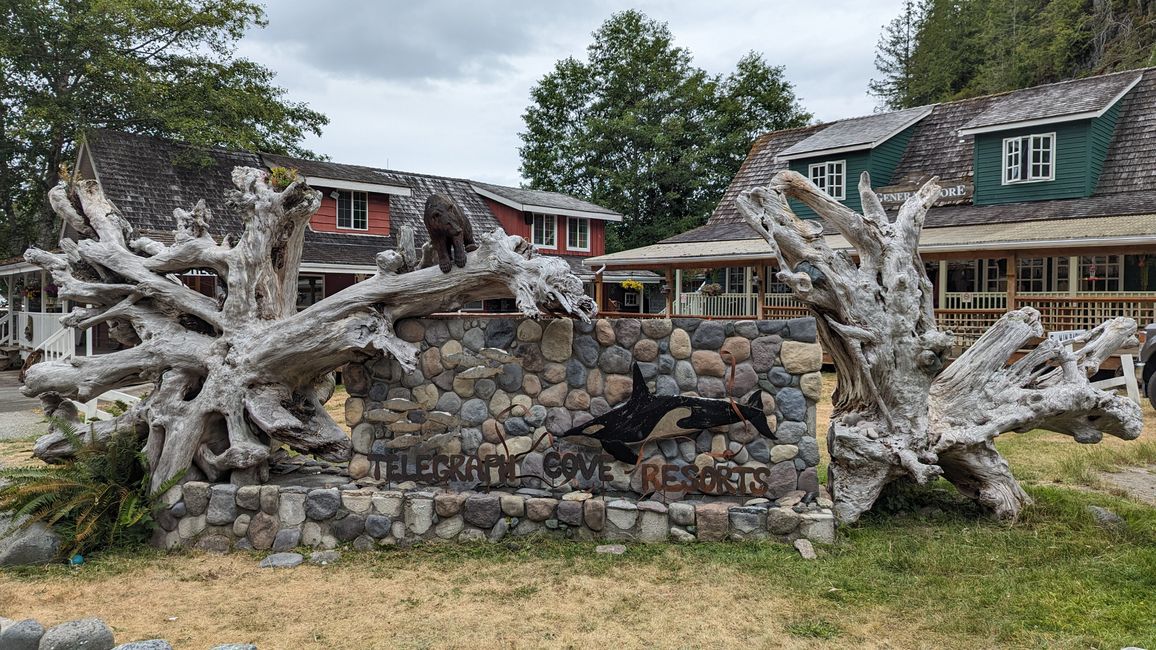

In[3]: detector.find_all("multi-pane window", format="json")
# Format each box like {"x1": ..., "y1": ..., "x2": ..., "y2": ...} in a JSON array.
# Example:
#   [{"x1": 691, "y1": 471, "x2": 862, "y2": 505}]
[
  {"x1": 336, "y1": 190, "x2": 368, "y2": 230},
  {"x1": 1017, "y1": 257, "x2": 1046, "y2": 293},
  {"x1": 567, "y1": 217, "x2": 589, "y2": 251},
  {"x1": 1080, "y1": 255, "x2": 1121, "y2": 292},
  {"x1": 982, "y1": 258, "x2": 1007, "y2": 292},
  {"x1": 532, "y1": 214, "x2": 556, "y2": 248},
  {"x1": 296, "y1": 274, "x2": 324, "y2": 310},
  {"x1": 726, "y1": 267, "x2": 746, "y2": 294},
  {"x1": 808, "y1": 160, "x2": 845, "y2": 200},
  {"x1": 1003, "y1": 133, "x2": 1054, "y2": 184}
]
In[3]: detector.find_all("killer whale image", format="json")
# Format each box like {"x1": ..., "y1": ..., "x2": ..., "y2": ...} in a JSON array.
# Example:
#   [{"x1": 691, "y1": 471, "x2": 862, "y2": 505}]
[{"x1": 557, "y1": 363, "x2": 776, "y2": 464}]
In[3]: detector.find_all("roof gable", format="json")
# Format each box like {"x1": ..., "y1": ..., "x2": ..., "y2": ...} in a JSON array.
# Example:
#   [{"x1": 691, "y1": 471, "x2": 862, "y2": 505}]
[
  {"x1": 470, "y1": 181, "x2": 622, "y2": 221},
  {"x1": 777, "y1": 105, "x2": 933, "y2": 160},
  {"x1": 958, "y1": 70, "x2": 1142, "y2": 135}
]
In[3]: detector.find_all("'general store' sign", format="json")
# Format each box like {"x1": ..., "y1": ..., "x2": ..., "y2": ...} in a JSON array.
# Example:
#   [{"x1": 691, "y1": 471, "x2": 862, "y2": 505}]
[{"x1": 876, "y1": 179, "x2": 972, "y2": 208}]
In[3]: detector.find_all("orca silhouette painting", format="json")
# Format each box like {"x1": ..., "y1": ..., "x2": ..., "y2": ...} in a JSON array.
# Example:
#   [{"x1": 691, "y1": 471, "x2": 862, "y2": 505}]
[{"x1": 557, "y1": 363, "x2": 776, "y2": 464}]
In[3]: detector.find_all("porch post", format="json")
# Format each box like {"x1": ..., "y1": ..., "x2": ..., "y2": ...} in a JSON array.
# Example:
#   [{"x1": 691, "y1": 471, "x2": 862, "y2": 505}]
[
  {"x1": 756, "y1": 265, "x2": 766, "y2": 320},
  {"x1": 937, "y1": 260, "x2": 947, "y2": 308},
  {"x1": 674, "y1": 269, "x2": 683, "y2": 317},
  {"x1": 1068, "y1": 256, "x2": 1079, "y2": 295},
  {"x1": 594, "y1": 270, "x2": 604, "y2": 312},
  {"x1": 664, "y1": 267, "x2": 674, "y2": 316},
  {"x1": 1006, "y1": 252, "x2": 1017, "y2": 310}
]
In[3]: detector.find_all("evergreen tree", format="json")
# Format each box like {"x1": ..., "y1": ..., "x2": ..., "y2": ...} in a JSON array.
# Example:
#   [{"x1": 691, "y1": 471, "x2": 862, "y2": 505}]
[
  {"x1": 0, "y1": 0, "x2": 328, "y2": 256},
  {"x1": 869, "y1": 0, "x2": 924, "y2": 110},
  {"x1": 519, "y1": 11, "x2": 810, "y2": 253}
]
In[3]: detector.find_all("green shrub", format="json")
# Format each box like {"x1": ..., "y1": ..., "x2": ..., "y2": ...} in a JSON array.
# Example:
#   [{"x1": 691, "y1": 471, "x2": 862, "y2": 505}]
[{"x1": 0, "y1": 420, "x2": 178, "y2": 557}]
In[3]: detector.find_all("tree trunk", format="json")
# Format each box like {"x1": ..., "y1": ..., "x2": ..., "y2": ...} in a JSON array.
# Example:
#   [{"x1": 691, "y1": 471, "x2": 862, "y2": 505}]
[
  {"x1": 23, "y1": 168, "x2": 595, "y2": 492},
  {"x1": 736, "y1": 170, "x2": 1142, "y2": 523}
]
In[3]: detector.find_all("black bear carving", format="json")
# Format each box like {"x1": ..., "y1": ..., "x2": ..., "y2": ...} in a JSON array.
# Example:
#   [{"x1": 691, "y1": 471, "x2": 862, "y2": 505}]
[{"x1": 423, "y1": 193, "x2": 477, "y2": 272}]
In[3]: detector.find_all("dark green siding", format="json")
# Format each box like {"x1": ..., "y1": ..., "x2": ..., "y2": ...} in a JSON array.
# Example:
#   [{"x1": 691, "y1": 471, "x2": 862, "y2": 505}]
[
  {"x1": 785, "y1": 125, "x2": 917, "y2": 218},
  {"x1": 973, "y1": 121, "x2": 1093, "y2": 204},
  {"x1": 1087, "y1": 100, "x2": 1121, "y2": 194}
]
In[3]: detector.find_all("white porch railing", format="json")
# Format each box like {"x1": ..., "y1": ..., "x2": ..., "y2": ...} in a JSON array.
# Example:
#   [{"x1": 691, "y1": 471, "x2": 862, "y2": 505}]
[
  {"x1": 942, "y1": 291, "x2": 1008, "y2": 310},
  {"x1": 36, "y1": 325, "x2": 76, "y2": 363},
  {"x1": 15, "y1": 311, "x2": 66, "y2": 350},
  {"x1": 80, "y1": 389, "x2": 143, "y2": 421},
  {"x1": 679, "y1": 292, "x2": 758, "y2": 317},
  {"x1": 0, "y1": 312, "x2": 11, "y2": 346}
]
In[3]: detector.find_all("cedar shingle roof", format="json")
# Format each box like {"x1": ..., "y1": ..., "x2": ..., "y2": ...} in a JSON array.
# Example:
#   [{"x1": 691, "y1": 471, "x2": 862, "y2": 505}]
[
  {"x1": 961, "y1": 70, "x2": 1142, "y2": 132},
  {"x1": 471, "y1": 181, "x2": 622, "y2": 219},
  {"x1": 679, "y1": 67, "x2": 1156, "y2": 245},
  {"x1": 777, "y1": 105, "x2": 932, "y2": 159}
]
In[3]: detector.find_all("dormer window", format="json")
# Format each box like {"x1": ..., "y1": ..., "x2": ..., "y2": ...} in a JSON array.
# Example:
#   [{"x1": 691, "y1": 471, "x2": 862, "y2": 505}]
[
  {"x1": 1003, "y1": 133, "x2": 1054, "y2": 184},
  {"x1": 336, "y1": 190, "x2": 368, "y2": 230},
  {"x1": 531, "y1": 213, "x2": 556, "y2": 248},
  {"x1": 808, "y1": 160, "x2": 845, "y2": 200},
  {"x1": 567, "y1": 217, "x2": 589, "y2": 251}
]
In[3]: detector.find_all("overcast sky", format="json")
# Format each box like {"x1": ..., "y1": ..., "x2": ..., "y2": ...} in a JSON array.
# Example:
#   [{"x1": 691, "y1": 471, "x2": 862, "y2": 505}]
[{"x1": 238, "y1": 0, "x2": 904, "y2": 187}]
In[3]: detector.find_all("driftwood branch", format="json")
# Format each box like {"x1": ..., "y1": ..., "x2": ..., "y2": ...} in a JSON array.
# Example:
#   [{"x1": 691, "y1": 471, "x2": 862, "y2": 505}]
[
  {"x1": 738, "y1": 170, "x2": 1141, "y2": 523},
  {"x1": 23, "y1": 169, "x2": 595, "y2": 491}
]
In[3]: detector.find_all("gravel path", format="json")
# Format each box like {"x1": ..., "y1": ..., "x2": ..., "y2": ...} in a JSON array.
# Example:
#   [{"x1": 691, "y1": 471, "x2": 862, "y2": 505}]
[{"x1": 0, "y1": 370, "x2": 46, "y2": 441}]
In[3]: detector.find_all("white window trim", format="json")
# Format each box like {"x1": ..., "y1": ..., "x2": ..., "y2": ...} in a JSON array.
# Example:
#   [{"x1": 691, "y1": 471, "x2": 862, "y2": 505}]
[
  {"x1": 808, "y1": 160, "x2": 846, "y2": 200},
  {"x1": 532, "y1": 213, "x2": 557, "y2": 248},
  {"x1": 566, "y1": 217, "x2": 590, "y2": 252},
  {"x1": 336, "y1": 190, "x2": 369, "y2": 231},
  {"x1": 623, "y1": 291, "x2": 640, "y2": 307},
  {"x1": 1001, "y1": 132, "x2": 1056, "y2": 185}
]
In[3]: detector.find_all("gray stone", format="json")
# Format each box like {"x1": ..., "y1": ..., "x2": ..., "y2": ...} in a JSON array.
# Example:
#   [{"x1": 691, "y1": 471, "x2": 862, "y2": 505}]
[
  {"x1": 259, "y1": 551, "x2": 302, "y2": 568},
  {"x1": 606, "y1": 500, "x2": 638, "y2": 531},
  {"x1": 435, "y1": 516, "x2": 465, "y2": 539},
  {"x1": 598, "y1": 345, "x2": 633, "y2": 374},
  {"x1": 206, "y1": 484, "x2": 239, "y2": 526},
  {"x1": 800, "y1": 512, "x2": 836, "y2": 544},
  {"x1": 112, "y1": 640, "x2": 174, "y2": 650},
  {"x1": 39, "y1": 619, "x2": 115, "y2": 650},
  {"x1": 595, "y1": 544, "x2": 627, "y2": 555},
  {"x1": 247, "y1": 512, "x2": 279, "y2": 550},
  {"x1": 798, "y1": 467, "x2": 820, "y2": 493},
  {"x1": 460, "y1": 398, "x2": 489, "y2": 425},
  {"x1": 332, "y1": 514, "x2": 366, "y2": 541},
  {"x1": 405, "y1": 497, "x2": 434, "y2": 535},
  {"x1": 0, "y1": 516, "x2": 60, "y2": 566},
  {"x1": 436, "y1": 391, "x2": 462, "y2": 413},
  {"x1": 545, "y1": 407, "x2": 573, "y2": 435},
  {"x1": 182, "y1": 482, "x2": 210, "y2": 516},
  {"x1": 658, "y1": 438, "x2": 679, "y2": 459},
  {"x1": 728, "y1": 363, "x2": 759, "y2": 396},
  {"x1": 210, "y1": 645, "x2": 258, "y2": 650},
  {"x1": 638, "y1": 510, "x2": 669, "y2": 542},
  {"x1": 425, "y1": 320, "x2": 450, "y2": 345},
  {"x1": 757, "y1": 319, "x2": 786, "y2": 335},
  {"x1": 786, "y1": 317, "x2": 817, "y2": 342},
  {"x1": 652, "y1": 375, "x2": 679, "y2": 397},
  {"x1": 747, "y1": 438, "x2": 771, "y2": 463},
  {"x1": 636, "y1": 362, "x2": 658, "y2": 380},
  {"x1": 488, "y1": 518, "x2": 510, "y2": 542},
  {"x1": 278, "y1": 492, "x2": 306, "y2": 526},
  {"x1": 235, "y1": 485, "x2": 261, "y2": 511},
  {"x1": 463, "y1": 494, "x2": 502, "y2": 528},
  {"x1": 310, "y1": 550, "x2": 342, "y2": 565},
  {"x1": 733, "y1": 320, "x2": 759, "y2": 338},
  {"x1": 260, "y1": 485, "x2": 279, "y2": 514},
  {"x1": 767, "y1": 507, "x2": 802, "y2": 535},
  {"x1": 573, "y1": 335, "x2": 600, "y2": 367},
  {"x1": 565, "y1": 359, "x2": 588, "y2": 387},
  {"x1": 305, "y1": 488, "x2": 341, "y2": 520},
  {"x1": 668, "y1": 502, "x2": 695, "y2": 527},
  {"x1": 588, "y1": 397, "x2": 611, "y2": 417},
  {"x1": 691, "y1": 321, "x2": 725, "y2": 349},
  {"x1": 794, "y1": 538, "x2": 817, "y2": 559},
  {"x1": 697, "y1": 376, "x2": 725, "y2": 398},
  {"x1": 485, "y1": 320, "x2": 517, "y2": 348},
  {"x1": 474, "y1": 378, "x2": 496, "y2": 401},
  {"x1": 729, "y1": 507, "x2": 768, "y2": 539},
  {"x1": 272, "y1": 527, "x2": 301, "y2": 552},
  {"x1": 766, "y1": 461, "x2": 799, "y2": 498},
  {"x1": 777, "y1": 387, "x2": 807, "y2": 421},
  {"x1": 497, "y1": 364, "x2": 524, "y2": 392},
  {"x1": 776, "y1": 421, "x2": 807, "y2": 444},
  {"x1": 0, "y1": 619, "x2": 45, "y2": 650},
  {"x1": 767, "y1": 367, "x2": 793, "y2": 387},
  {"x1": 169, "y1": 501, "x2": 187, "y2": 518},
  {"x1": 671, "y1": 318, "x2": 700, "y2": 332},
  {"x1": 556, "y1": 500, "x2": 583, "y2": 526},
  {"x1": 525, "y1": 404, "x2": 548, "y2": 426},
  {"x1": 462, "y1": 327, "x2": 485, "y2": 352},
  {"x1": 613, "y1": 319, "x2": 642, "y2": 348},
  {"x1": 641, "y1": 318, "x2": 673, "y2": 338},
  {"x1": 674, "y1": 360, "x2": 698, "y2": 391},
  {"x1": 797, "y1": 435, "x2": 820, "y2": 466},
  {"x1": 460, "y1": 427, "x2": 483, "y2": 454}
]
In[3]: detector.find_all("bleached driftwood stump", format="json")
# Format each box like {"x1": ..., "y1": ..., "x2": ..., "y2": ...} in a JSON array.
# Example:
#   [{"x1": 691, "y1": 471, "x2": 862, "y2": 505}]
[
  {"x1": 737, "y1": 171, "x2": 1142, "y2": 523},
  {"x1": 23, "y1": 169, "x2": 595, "y2": 491}
]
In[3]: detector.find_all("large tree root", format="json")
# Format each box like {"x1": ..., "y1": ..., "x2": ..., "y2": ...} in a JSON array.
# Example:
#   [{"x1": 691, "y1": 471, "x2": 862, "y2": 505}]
[{"x1": 738, "y1": 170, "x2": 1142, "y2": 523}]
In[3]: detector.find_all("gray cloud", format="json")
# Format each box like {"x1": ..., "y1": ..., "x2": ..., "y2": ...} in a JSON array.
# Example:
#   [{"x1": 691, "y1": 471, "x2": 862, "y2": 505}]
[{"x1": 238, "y1": 0, "x2": 906, "y2": 183}]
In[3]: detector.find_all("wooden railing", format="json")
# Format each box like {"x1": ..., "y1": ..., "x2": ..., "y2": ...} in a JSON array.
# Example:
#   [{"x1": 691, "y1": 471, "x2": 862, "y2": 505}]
[
  {"x1": 942, "y1": 291, "x2": 1008, "y2": 310},
  {"x1": 15, "y1": 311, "x2": 66, "y2": 350},
  {"x1": 1016, "y1": 295, "x2": 1156, "y2": 334}
]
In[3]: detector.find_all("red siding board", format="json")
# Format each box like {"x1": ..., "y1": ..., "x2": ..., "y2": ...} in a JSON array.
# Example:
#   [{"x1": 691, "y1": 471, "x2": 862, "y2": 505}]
[
  {"x1": 481, "y1": 198, "x2": 606, "y2": 257},
  {"x1": 309, "y1": 188, "x2": 390, "y2": 236}
]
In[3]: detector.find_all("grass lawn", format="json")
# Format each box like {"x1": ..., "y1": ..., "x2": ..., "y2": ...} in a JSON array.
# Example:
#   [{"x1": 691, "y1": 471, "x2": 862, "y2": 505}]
[{"x1": 1, "y1": 373, "x2": 1154, "y2": 649}]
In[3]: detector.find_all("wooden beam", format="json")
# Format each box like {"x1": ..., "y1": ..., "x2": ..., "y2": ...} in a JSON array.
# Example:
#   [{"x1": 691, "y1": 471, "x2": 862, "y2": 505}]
[
  {"x1": 756, "y1": 265, "x2": 766, "y2": 320},
  {"x1": 664, "y1": 268, "x2": 674, "y2": 315},
  {"x1": 1006, "y1": 252, "x2": 1017, "y2": 310}
]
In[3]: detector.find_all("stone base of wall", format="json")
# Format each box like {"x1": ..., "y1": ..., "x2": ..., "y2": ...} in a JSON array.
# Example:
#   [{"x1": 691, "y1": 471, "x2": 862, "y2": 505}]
[{"x1": 154, "y1": 481, "x2": 836, "y2": 552}]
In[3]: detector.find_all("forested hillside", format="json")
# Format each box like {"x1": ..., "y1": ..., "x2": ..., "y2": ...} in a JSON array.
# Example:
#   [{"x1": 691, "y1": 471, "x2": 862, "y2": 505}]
[{"x1": 871, "y1": 0, "x2": 1156, "y2": 109}]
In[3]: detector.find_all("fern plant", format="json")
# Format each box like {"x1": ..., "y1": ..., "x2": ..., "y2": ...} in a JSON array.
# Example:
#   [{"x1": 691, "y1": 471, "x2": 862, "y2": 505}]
[{"x1": 0, "y1": 419, "x2": 180, "y2": 557}]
